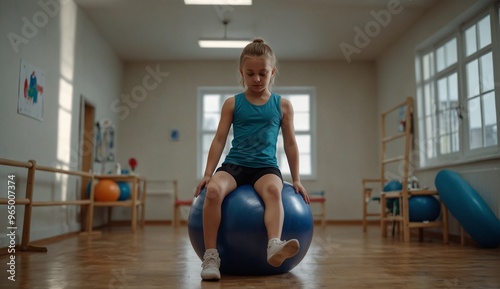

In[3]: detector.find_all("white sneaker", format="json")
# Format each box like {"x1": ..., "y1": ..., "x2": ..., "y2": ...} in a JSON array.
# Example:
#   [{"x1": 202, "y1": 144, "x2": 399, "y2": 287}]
[
  {"x1": 201, "y1": 250, "x2": 221, "y2": 281},
  {"x1": 267, "y1": 239, "x2": 300, "y2": 267}
]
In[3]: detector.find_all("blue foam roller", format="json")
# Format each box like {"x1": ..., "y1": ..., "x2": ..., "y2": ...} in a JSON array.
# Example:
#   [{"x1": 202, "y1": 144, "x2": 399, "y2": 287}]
[{"x1": 435, "y1": 169, "x2": 500, "y2": 248}]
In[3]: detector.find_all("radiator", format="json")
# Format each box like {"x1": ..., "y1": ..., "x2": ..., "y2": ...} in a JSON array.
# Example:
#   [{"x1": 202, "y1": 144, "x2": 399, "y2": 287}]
[{"x1": 458, "y1": 168, "x2": 500, "y2": 219}]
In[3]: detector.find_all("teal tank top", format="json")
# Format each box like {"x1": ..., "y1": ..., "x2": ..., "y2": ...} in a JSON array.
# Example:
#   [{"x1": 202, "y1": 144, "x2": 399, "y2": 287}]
[{"x1": 223, "y1": 92, "x2": 282, "y2": 168}]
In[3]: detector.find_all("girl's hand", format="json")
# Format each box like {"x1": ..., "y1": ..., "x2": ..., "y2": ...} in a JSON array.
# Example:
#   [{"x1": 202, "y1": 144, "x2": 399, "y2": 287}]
[
  {"x1": 194, "y1": 176, "x2": 211, "y2": 197},
  {"x1": 293, "y1": 181, "x2": 310, "y2": 204}
]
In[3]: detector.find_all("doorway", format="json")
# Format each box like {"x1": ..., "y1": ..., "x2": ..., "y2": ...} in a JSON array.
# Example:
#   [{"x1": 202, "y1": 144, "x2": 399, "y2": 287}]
[{"x1": 79, "y1": 96, "x2": 95, "y2": 230}]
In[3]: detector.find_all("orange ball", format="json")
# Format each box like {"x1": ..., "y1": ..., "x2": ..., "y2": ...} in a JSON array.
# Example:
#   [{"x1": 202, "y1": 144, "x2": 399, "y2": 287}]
[{"x1": 94, "y1": 179, "x2": 120, "y2": 202}]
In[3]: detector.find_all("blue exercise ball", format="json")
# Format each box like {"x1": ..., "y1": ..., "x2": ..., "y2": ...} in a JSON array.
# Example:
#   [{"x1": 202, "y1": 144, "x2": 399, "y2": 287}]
[
  {"x1": 384, "y1": 180, "x2": 402, "y2": 215},
  {"x1": 116, "y1": 182, "x2": 131, "y2": 201},
  {"x1": 188, "y1": 182, "x2": 313, "y2": 275},
  {"x1": 383, "y1": 180, "x2": 402, "y2": 192},
  {"x1": 409, "y1": 195, "x2": 441, "y2": 222},
  {"x1": 86, "y1": 181, "x2": 92, "y2": 198}
]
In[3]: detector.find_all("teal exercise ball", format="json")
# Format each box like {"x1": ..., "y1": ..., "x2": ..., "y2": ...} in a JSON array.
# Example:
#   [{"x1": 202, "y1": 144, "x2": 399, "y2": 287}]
[
  {"x1": 116, "y1": 182, "x2": 131, "y2": 201},
  {"x1": 383, "y1": 180, "x2": 402, "y2": 192},
  {"x1": 384, "y1": 180, "x2": 402, "y2": 215},
  {"x1": 409, "y1": 195, "x2": 441, "y2": 222}
]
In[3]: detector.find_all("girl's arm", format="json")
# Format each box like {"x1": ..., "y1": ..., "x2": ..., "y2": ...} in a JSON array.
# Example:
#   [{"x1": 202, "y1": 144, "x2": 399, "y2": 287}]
[
  {"x1": 281, "y1": 98, "x2": 310, "y2": 204},
  {"x1": 195, "y1": 97, "x2": 234, "y2": 196}
]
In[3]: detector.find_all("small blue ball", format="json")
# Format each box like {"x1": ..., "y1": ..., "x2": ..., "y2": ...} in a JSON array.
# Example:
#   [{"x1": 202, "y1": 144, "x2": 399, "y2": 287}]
[
  {"x1": 116, "y1": 182, "x2": 131, "y2": 201},
  {"x1": 409, "y1": 195, "x2": 441, "y2": 222},
  {"x1": 384, "y1": 180, "x2": 403, "y2": 214}
]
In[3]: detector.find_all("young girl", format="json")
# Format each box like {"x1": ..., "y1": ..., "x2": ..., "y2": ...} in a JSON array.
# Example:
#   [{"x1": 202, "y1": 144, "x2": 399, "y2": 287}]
[{"x1": 194, "y1": 38, "x2": 310, "y2": 281}]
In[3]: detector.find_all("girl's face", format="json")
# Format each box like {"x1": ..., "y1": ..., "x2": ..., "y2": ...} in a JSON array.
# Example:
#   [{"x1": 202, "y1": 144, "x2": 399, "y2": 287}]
[{"x1": 240, "y1": 56, "x2": 276, "y2": 94}]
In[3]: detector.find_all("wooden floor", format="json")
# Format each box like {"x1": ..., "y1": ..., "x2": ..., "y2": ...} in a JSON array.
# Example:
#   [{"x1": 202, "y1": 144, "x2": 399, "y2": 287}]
[{"x1": 1, "y1": 225, "x2": 500, "y2": 289}]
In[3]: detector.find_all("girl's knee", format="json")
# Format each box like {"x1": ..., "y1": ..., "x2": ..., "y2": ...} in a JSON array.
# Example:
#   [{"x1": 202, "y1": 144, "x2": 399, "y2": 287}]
[
  {"x1": 263, "y1": 183, "x2": 282, "y2": 201},
  {"x1": 205, "y1": 183, "x2": 224, "y2": 203}
]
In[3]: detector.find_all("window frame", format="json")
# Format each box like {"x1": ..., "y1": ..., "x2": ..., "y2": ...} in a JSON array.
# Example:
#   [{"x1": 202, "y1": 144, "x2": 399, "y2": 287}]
[
  {"x1": 415, "y1": 4, "x2": 500, "y2": 169},
  {"x1": 197, "y1": 86, "x2": 317, "y2": 180},
  {"x1": 462, "y1": 11, "x2": 498, "y2": 159},
  {"x1": 416, "y1": 34, "x2": 462, "y2": 167}
]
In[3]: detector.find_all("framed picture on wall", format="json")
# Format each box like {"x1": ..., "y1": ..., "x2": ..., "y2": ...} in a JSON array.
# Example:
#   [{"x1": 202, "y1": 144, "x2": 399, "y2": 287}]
[
  {"x1": 18, "y1": 60, "x2": 45, "y2": 121},
  {"x1": 95, "y1": 118, "x2": 115, "y2": 163}
]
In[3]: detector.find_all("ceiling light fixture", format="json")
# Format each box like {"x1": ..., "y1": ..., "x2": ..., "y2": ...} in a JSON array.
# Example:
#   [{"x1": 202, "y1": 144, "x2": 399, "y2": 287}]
[
  {"x1": 198, "y1": 39, "x2": 251, "y2": 48},
  {"x1": 198, "y1": 20, "x2": 251, "y2": 48},
  {"x1": 184, "y1": 0, "x2": 251, "y2": 5}
]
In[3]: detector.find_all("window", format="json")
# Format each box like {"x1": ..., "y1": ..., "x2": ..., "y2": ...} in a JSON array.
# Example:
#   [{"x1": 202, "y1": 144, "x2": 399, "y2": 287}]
[
  {"x1": 464, "y1": 15, "x2": 496, "y2": 151},
  {"x1": 416, "y1": 6, "x2": 500, "y2": 168},
  {"x1": 418, "y1": 37, "x2": 460, "y2": 161},
  {"x1": 198, "y1": 87, "x2": 316, "y2": 179}
]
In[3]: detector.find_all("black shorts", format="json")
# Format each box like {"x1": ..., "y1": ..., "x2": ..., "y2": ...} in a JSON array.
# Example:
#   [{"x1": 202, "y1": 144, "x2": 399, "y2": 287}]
[{"x1": 216, "y1": 163, "x2": 283, "y2": 187}]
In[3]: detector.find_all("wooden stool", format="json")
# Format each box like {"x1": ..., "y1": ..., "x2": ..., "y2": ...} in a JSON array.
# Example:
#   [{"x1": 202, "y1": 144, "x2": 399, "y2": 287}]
[
  {"x1": 172, "y1": 180, "x2": 193, "y2": 227},
  {"x1": 361, "y1": 178, "x2": 383, "y2": 232},
  {"x1": 310, "y1": 191, "x2": 326, "y2": 227}
]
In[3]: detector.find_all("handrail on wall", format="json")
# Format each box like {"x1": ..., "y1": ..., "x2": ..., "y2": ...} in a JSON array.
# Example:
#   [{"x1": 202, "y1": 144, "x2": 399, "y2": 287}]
[{"x1": 0, "y1": 158, "x2": 99, "y2": 252}]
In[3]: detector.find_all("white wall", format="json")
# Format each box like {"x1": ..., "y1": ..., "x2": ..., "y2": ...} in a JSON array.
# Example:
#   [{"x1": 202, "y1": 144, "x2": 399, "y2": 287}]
[
  {"x1": 376, "y1": 0, "x2": 500, "y2": 234},
  {"x1": 0, "y1": 0, "x2": 123, "y2": 244},
  {"x1": 116, "y1": 60, "x2": 378, "y2": 222}
]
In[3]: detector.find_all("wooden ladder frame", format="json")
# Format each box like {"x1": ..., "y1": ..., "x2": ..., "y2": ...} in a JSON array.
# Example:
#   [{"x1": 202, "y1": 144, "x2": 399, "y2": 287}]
[{"x1": 378, "y1": 97, "x2": 449, "y2": 243}]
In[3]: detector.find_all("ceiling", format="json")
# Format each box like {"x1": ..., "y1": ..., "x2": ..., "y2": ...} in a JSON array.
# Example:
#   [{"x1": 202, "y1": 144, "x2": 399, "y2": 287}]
[{"x1": 74, "y1": 0, "x2": 439, "y2": 62}]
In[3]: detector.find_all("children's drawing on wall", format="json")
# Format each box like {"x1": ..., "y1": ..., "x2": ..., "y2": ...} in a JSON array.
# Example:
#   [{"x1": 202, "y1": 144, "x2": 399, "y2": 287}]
[
  {"x1": 18, "y1": 60, "x2": 45, "y2": 121},
  {"x1": 95, "y1": 118, "x2": 115, "y2": 163}
]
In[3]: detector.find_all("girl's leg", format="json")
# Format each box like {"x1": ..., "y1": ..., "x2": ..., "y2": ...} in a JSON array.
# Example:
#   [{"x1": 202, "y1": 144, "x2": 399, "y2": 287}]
[
  {"x1": 201, "y1": 171, "x2": 236, "y2": 281},
  {"x1": 253, "y1": 174, "x2": 284, "y2": 239},
  {"x1": 254, "y1": 174, "x2": 299, "y2": 267},
  {"x1": 202, "y1": 171, "x2": 237, "y2": 249}
]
